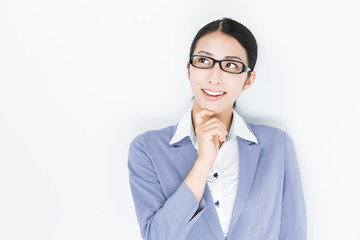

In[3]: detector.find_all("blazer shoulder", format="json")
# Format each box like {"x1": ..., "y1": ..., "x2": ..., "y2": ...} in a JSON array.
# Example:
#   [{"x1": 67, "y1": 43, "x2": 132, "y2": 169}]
[
  {"x1": 247, "y1": 123, "x2": 292, "y2": 145},
  {"x1": 129, "y1": 124, "x2": 176, "y2": 149}
]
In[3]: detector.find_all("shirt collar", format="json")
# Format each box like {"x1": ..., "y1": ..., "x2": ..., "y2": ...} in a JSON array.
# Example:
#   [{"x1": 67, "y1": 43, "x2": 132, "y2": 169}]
[{"x1": 169, "y1": 104, "x2": 258, "y2": 146}]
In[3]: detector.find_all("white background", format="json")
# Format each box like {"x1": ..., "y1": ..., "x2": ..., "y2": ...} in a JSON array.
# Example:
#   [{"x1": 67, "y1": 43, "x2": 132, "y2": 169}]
[{"x1": 1, "y1": 0, "x2": 360, "y2": 239}]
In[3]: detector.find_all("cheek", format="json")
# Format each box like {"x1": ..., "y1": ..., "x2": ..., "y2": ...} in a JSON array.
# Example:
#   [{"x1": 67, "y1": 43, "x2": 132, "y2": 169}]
[
  {"x1": 188, "y1": 75, "x2": 200, "y2": 94},
  {"x1": 189, "y1": 71, "x2": 205, "y2": 91},
  {"x1": 189, "y1": 70, "x2": 204, "y2": 83},
  {"x1": 227, "y1": 81, "x2": 245, "y2": 97}
]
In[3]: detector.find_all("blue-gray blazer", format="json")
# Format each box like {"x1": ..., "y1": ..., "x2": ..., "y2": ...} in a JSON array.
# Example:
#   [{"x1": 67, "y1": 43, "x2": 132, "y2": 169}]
[{"x1": 128, "y1": 122, "x2": 307, "y2": 240}]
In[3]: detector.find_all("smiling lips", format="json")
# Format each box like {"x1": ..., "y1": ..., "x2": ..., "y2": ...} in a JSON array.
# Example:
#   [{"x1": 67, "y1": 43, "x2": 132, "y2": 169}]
[{"x1": 202, "y1": 88, "x2": 226, "y2": 101}]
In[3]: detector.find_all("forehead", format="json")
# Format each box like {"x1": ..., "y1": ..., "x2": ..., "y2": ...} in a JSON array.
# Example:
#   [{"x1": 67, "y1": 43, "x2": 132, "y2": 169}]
[{"x1": 194, "y1": 31, "x2": 248, "y2": 64}]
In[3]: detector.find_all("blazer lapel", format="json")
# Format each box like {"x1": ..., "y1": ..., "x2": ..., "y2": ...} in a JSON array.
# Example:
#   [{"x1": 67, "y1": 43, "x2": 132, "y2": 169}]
[
  {"x1": 202, "y1": 183, "x2": 226, "y2": 239},
  {"x1": 170, "y1": 137, "x2": 198, "y2": 180},
  {"x1": 227, "y1": 137, "x2": 262, "y2": 235},
  {"x1": 170, "y1": 138, "x2": 225, "y2": 239}
]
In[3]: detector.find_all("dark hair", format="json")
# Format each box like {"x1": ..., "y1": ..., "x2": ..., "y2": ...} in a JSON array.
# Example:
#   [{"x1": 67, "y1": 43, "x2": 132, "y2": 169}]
[{"x1": 189, "y1": 17, "x2": 258, "y2": 109}]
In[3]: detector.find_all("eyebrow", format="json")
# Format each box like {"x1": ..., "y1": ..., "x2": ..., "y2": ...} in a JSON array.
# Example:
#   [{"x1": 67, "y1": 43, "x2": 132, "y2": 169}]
[{"x1": 197, "y1": 50, "x2": 243, "y2": 61}]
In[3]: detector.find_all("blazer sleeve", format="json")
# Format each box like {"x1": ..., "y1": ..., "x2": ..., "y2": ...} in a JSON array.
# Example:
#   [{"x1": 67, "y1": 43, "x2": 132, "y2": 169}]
[
  {"x1": 128, "y1": 134, "x2": 206, "y2": 240},
  {"x1": 279, "y1": 132, "x2": 307, "y2": 240}
]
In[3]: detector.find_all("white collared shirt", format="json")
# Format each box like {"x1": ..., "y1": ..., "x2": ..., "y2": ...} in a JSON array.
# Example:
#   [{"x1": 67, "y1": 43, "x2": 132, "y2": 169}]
[{"x1": 169, "y1": 103, "x2": 258, "y2": 237}]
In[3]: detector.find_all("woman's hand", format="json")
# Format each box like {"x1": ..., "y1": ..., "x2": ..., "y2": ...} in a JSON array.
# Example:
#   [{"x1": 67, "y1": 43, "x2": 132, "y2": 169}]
[
  {"x1": 184, "y1": 108, "x2": 228, "y2": 203},
  {"x1": 194, "y1": 108, "x2": 228, "y2": 167}
]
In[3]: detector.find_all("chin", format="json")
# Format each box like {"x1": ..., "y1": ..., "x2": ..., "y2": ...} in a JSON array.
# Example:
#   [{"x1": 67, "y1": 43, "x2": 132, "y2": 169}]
[
  {"x1": 195, "y1": 96, "x2": 229, "y2": 114},
  {"x1": 200, "y1": 103, "x2": 223, "y2": 114}
]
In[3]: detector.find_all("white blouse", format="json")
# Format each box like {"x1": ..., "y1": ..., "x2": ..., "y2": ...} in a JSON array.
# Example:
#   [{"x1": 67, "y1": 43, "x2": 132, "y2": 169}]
[{"x1": 169, "y1": 104, "x2": 258, "y2": 237}]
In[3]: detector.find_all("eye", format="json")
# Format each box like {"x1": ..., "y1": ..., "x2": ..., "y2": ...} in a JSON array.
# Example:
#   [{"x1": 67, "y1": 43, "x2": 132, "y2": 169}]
[
  {"x1": 198, "y1": 57, "x2": 210, "y2": 64},
  {"x1": 225, "y1": 62, "x2": 239, "y2": 69}
]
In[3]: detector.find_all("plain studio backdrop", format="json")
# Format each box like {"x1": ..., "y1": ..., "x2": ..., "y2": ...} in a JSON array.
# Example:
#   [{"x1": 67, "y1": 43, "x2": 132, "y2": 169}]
[{"x1": 1, "y1": 0, "x2": 360, "y2": 239}]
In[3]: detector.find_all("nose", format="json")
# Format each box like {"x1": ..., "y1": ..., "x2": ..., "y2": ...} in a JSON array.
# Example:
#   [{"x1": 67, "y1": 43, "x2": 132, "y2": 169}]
[{"x1": 208, "y1": 62, "x2": 223, "y2": 84}]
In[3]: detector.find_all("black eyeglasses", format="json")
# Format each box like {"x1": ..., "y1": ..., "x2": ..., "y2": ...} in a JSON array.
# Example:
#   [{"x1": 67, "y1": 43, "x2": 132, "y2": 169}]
[{"x1": 189, "y1": 55, "x2": 251, "y2": 74}]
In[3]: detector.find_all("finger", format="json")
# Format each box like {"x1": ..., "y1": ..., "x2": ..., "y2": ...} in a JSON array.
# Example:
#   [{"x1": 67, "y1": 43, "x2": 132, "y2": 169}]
[
  {"x1": 198, "y1": 125, "x2": 227, "y2": 142},
  {"x1": 200, "y1": 125, "x2": 226, "y2": 141},
  {"x1": 199, "y1": 118, "x2": 227, "y2": 133},
  {"x1": 199, "y1": 125, "x2": 227, "y2": 142},
  {"x1": 214, "y1": 135, "x2": 220, "y2": 149},
  {"x1": 198, "y1": 118, "x2": 228, "y2": 136},
  {"x1": 209, "y1": 127, "x2": 226, "y2": 142},
  {"x1": 194, "y1": 108, "x2": 215, "y2": 126},
  {"x1": 194, "y1": 112, "x2": 228, "y2": 136}
]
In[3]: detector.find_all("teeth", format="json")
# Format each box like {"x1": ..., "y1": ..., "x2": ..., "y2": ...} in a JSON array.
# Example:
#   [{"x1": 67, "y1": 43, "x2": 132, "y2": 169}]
[{"x1": 203, "y1": 89, "x2": 225, "y2": 96}]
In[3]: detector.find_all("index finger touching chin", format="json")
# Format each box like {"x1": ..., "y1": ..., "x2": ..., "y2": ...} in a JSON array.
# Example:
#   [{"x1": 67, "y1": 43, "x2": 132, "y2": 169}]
[{"x1": 194, "y1": 108, "x2": 215, "y2": 126}]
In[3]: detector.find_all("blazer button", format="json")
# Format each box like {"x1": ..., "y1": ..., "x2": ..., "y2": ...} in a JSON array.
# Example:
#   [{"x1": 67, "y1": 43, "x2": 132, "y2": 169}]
[
  {"x1": 215, "y1": 200, "x2": 220, "y2": 207},
  {"x1": 213, "y1": 172, "x2": 218, "y2": 178}
]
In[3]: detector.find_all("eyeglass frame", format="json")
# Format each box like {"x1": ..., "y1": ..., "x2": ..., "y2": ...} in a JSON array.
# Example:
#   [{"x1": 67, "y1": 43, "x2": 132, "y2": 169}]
[{"x1": 189, "y1": 54, "x2": 252, "y2": 74}]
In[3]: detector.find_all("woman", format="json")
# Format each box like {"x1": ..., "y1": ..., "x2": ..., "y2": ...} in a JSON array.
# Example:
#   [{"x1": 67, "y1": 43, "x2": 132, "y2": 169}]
[{"x1": 128, "y1": 17, "x2": 307, "y2": 240}]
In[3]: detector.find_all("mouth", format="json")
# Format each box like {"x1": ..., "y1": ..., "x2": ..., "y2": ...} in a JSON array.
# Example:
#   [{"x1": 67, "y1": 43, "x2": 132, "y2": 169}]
[{"x1": 202, "y1": 88, "x2": 226, "y2": 101}]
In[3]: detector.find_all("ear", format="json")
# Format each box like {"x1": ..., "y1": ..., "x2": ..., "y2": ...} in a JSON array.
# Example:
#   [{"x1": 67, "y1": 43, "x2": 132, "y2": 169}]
[
  {"x1": 242, "y1": 71, "x2": 256, "y2": 91},
  {"x1": 186, "y1": 62, "x2": 190, "y2": 79}
]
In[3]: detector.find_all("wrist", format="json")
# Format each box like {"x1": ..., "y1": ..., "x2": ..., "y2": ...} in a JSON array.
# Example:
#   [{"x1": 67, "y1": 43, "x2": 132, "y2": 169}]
[{"x1": 195, "y1": 157, "x2": 214, "y2": 172}]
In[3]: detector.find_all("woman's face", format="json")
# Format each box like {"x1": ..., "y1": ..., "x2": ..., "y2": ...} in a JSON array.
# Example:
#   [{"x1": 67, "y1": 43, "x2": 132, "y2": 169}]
[{"x1": 187, "y1": 30, "x2": 256, "y2": 114}]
